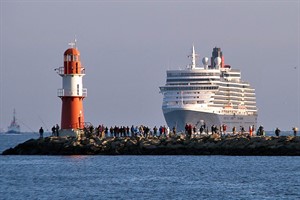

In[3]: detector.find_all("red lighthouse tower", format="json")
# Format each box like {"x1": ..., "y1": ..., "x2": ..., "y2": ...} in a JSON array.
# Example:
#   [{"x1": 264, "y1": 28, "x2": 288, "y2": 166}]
[{"x1": 56, "y1": 40, "x2": 87, "y2": 136}]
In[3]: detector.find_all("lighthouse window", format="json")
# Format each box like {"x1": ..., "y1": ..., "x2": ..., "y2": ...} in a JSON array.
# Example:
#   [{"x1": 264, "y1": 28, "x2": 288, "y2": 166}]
[
  {"x1": 77, "y1": 84, "x2": 79, "y2": 95},
  {"x1": 73, "y1": 55, "x2": 78, "y2": 61}
]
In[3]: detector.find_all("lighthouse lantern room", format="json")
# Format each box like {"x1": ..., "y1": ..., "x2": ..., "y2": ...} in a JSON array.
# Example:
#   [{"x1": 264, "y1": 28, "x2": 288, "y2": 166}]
[{"x1": 56, "y1": 40, "x2": 87, "y2": 136}]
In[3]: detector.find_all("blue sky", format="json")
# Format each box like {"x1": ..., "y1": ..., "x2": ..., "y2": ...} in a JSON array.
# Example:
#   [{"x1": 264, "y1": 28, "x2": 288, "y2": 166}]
[{"x1": 0, "y1": 0, "x2": 299, "y2": 131}]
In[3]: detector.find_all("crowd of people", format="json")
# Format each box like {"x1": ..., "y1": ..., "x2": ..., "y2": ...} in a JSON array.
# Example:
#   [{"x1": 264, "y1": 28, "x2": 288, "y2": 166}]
[
  {"x1": 46, "y1": 123, "x2": 298, "y2": 138},
  {"x1": 81, "y1": 123, "x2": 271, "y2": 138},
  {"x1": 83, "y1": 125, "x2": 175, "y2": 138},
  {"x1": 185, "y1": 123, "x2": 256, "y2": 137}
]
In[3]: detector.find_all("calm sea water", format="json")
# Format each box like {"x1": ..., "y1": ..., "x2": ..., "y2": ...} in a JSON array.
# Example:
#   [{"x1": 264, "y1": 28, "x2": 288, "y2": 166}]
[{"x1": 1, "y1": 133, "x2": 300, "y2": 200}]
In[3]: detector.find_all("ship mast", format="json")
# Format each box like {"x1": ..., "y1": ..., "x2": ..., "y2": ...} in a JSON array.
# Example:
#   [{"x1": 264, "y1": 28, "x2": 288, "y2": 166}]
[{"x1": 13, "y1": 109, "x2": 16, "y2": 123}]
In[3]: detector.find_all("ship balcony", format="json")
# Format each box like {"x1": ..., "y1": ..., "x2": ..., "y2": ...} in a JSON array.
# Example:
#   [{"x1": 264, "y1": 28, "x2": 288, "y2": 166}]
[{"x1": 57, "y1": 88, "x2": 87, "y2": 97}]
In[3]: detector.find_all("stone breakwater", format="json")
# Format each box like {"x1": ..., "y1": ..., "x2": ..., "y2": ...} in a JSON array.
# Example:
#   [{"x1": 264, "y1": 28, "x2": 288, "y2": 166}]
[{"x1": 2, "y1": 135, "x2": 300, "y2": 156}]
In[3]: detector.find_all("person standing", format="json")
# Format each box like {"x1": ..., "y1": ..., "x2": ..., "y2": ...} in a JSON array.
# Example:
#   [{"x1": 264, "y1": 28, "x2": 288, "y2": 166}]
[
  {"x1": 51, "y1": 126, "x2": 56, "y2": 136},
  {"x1": 166, "y1": 126, "x2": 170, "y2": 138},
  {"x1": 188, "y1": 124, "x2": 192, "y2": 138},
  {"x1": 193, "y1": 126, "x2": 197, "y2": 136},
  {"x1": 249, "y1": 125, "x2": 253, "y2": 137},
  {"x1": 293, "y1": 127, "x2": 298, "y2": 136},
  {"x1": 55, "y1": 124, "x2": 60, "y2": 136},
  {"x1": 232, "y1": 126, "x2": 236, "y2": 135},
  {"x1": 222, "y1": 124, "x2": 227, "y2": 135},
  {"x1": 211, "y1": 125, "x2": 215, "y2": 134},
  {"x1": 275, "y1": 128, "x2": 280, "y2": 136},
  {"x1": 172, "y1": 126, "x2": 176, "y2": 136},
  {"x1": 200, "y1": 126, "x2": 204, "y2": 135},
  {"x1": 39, "y1": 127, "x2": 44, "y2": 138},
  {"x1": 130, "y1": 125, "x2": 134, "y2": 137},
  {"x1": 185, "y1": 124, "x2": 189, "y2": 135},
  {"x1": 153, "y1": 126, "x2": 158, "y2": 136}
]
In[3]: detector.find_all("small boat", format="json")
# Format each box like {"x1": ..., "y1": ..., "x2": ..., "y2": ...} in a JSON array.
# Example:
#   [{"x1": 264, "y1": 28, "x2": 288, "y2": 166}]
[{"x1": 7, "y1": 109, "x2": 21, "y2": 134}]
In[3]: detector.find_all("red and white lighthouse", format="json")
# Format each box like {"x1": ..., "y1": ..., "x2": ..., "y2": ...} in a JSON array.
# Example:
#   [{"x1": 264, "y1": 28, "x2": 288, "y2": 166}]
[{"x1": 56, "y1": 40, "x2": 87, "y2": 136}]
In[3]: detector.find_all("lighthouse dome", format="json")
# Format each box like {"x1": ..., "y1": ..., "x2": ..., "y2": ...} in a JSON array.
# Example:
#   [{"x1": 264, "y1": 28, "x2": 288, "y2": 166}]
[{"x1": 64, "y1": 48, "x2": 80, "y2": 56}]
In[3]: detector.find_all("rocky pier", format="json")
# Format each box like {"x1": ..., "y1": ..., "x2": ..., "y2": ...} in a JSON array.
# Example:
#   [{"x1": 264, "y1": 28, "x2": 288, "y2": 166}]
[{"x1": 2, "y1": 134, "x2": 300, "y2": 156}]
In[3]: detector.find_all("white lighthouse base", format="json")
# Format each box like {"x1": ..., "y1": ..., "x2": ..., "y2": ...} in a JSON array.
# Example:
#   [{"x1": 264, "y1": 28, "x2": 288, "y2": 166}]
[{"x1": 59, "y1": 129, "x2": 84, "y2": 138}]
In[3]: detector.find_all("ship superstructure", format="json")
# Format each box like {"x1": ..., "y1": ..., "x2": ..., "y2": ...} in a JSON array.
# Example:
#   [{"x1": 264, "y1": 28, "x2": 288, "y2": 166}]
[{"x1": 160, "y1": 46, "x2": 258, "y2": 132}]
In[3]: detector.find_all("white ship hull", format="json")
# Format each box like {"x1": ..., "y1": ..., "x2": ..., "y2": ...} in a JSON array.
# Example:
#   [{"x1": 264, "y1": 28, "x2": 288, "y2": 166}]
[
  {"x1": 6, "y1": 127, "x2": 21, "y2": 134},
  {"x1": 163, "y1": 107, "x2": 257, "y2": 132}
]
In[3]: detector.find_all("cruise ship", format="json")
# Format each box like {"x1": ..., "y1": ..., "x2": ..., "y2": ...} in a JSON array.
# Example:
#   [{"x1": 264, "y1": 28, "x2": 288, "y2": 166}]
[{"x1": 159, "y1": 46, "x2": 258, "y2": 132}]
